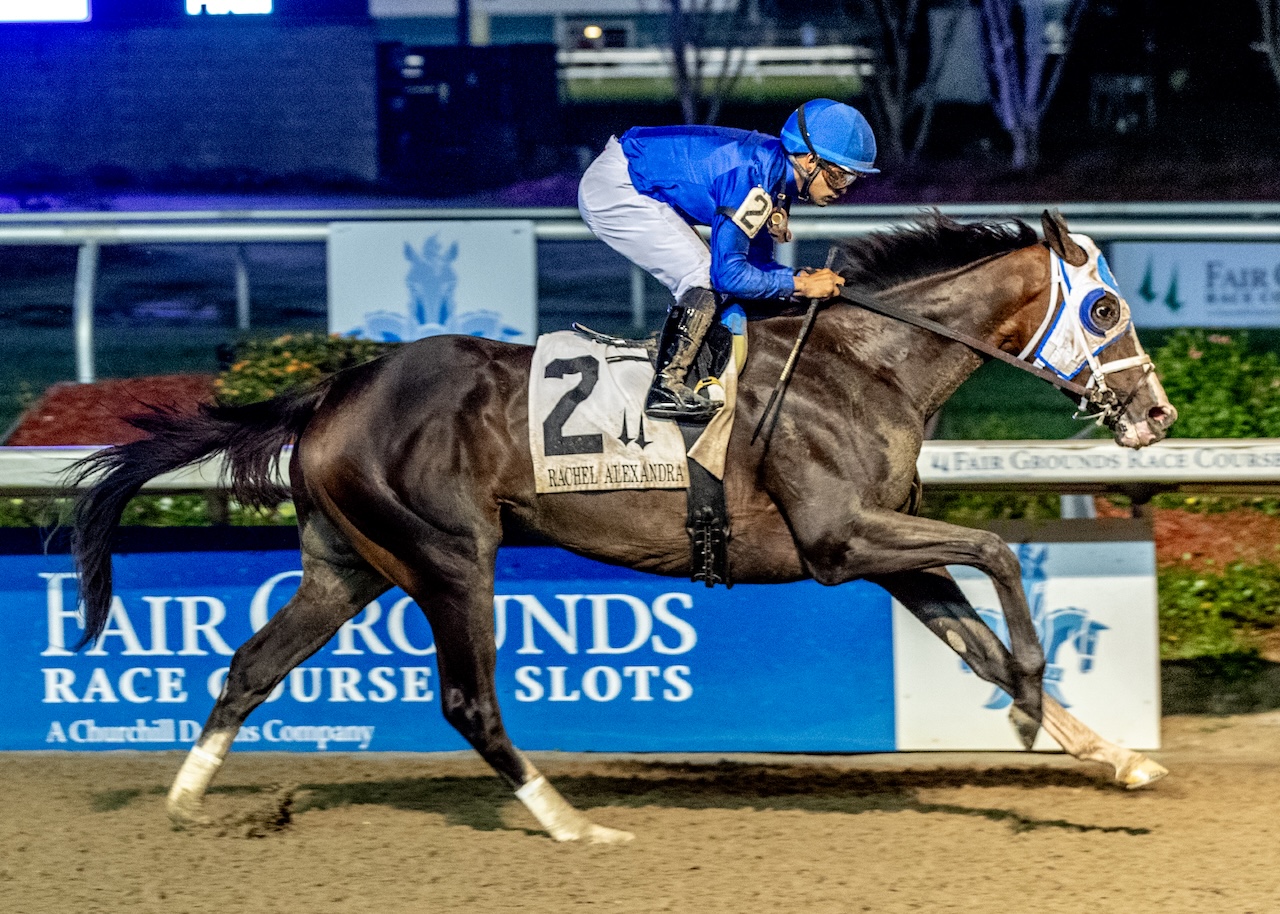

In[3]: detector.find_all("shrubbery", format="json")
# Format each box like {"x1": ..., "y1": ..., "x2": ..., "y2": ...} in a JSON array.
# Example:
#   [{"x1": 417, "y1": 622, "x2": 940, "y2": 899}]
[
  {"x1": 1159, "y1": 562, "x2": 1280, "y2": 660},
  {"x1": 215, "y1": 332, "x2": 396, "y2": 406},
  {"x1": 1153, "y1": 328, "x2": 1280, "y2": 438},
  {"x1": 0, "y1": 495, "x2": 296, "y2": 528}
]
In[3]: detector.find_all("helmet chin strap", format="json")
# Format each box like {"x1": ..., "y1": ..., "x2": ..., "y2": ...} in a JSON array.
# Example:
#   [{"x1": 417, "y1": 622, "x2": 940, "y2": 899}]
[
  {"x1": 791, "y1": 156, "x2": 820, "y2": 202},
  {"x1": 789, "y1": 103, "x2": 823, "y2": 202}
]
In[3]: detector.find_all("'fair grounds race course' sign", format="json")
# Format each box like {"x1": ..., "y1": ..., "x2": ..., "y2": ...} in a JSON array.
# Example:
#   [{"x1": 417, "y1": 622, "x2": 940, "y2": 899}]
[{"x1": 0, "y1": 538, "x2": 1160, "y2": 755}]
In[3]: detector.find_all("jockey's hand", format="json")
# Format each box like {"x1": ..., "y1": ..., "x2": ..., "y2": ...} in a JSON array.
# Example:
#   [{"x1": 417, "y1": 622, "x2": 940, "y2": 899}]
[{"x1": 792, "y1": 268, "x2": 846, "y2": 300}]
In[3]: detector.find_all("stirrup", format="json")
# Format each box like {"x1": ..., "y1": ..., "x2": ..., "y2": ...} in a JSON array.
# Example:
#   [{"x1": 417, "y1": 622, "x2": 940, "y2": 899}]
[{"x1": 645, "y1": 380, "x2": 722, "y2": 422}]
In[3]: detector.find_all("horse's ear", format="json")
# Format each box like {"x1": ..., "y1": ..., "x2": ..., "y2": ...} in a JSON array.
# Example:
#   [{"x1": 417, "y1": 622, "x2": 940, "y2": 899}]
[{"x1": 1041, "y1": 209, "x2": 1088, "y2": 267}]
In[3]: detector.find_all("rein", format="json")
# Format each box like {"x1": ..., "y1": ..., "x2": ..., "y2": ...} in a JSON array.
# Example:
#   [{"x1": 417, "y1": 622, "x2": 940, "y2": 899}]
[
  {"x1": 832, "y1": 284, "x2": 1136, "y2": 429},
  {"x1": 748, "y1": 246, "x2": 1151, "y2": 447}
]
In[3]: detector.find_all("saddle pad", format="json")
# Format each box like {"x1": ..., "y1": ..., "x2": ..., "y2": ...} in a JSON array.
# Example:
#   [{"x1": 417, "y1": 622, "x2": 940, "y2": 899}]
[{"x1": 529, "y1": 331, "x2": 738, "y2": 494}]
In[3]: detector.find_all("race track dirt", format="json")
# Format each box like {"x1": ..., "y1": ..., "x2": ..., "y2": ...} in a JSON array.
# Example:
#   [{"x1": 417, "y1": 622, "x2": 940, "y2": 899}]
[{"x1": 3, "y1": 713, "x2": 1279, "y2": 914}]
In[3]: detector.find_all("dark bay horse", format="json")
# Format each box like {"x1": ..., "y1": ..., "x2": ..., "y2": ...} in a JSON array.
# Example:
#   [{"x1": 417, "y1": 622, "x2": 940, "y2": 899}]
[{"x1": 68, "y1": 210, "x2": 1176, "y2": 844}]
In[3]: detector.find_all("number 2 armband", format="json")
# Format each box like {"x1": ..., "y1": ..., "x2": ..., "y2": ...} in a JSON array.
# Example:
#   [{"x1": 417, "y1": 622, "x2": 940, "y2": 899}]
[{"x1": 715, "y1": 187, "x2": 773, "y2": 239}]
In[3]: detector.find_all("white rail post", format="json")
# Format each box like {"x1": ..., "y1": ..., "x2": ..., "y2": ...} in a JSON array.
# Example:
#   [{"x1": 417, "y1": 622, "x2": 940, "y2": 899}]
[
  {"x1": 630, "y1": 263, "x2": 646, "y2": 331},
  {"x1": 73, "y1": 240, "x2": 98, "y2": 384},
  {"x1": 234, "y1": 245, "x2": 251, "y2": 331},
  {"x1": 1059, "y1": 494, "x2": 1098, "y2": 519}
]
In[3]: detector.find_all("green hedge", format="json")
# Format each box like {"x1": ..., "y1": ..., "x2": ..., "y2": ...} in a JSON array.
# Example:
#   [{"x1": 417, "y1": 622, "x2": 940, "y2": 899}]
[
  {"x1": 215, "y1": 332, "x2": 396, "y2": 406},
  {"x1": 1158, "y1": 562, "x2": 1280, "y2": 661},
  {"x1": 1153, "y1": 328, "x2": 1280, "y2": 438},
  {"x1": 0, "y1": 495, "x2": 296, "y2": 529}
]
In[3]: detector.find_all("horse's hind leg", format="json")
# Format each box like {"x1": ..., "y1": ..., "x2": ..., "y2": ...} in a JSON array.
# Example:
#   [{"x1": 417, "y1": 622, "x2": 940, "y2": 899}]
[
  {"x1": 398, "y1": 542, "x2": 632, "y2": 843},
  {"x1": 167, "y1": 515, "x2": 389, "y2": 826},
  {"x1": 873, "y1": 569, "x2": 1167, "y2": 789},
  {"x1": 330, "y1": 490, "x2": 633, "y2": 844}
]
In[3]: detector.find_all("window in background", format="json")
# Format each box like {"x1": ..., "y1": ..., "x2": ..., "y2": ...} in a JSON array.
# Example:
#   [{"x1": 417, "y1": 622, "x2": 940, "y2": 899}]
[{"x1": 0, "y1": 0, "x2": 90, "y2": 21}]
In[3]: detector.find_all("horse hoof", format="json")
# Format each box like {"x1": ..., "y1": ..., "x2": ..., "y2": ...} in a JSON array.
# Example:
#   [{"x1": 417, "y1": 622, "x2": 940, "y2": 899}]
[
  {"x1": 586, "y1": 824, "x2": 635, "y2": 845},
  {"x1": 167, "y1": 794, "x2": 211, "y2": 828},
  {"x1": 1008, "y1": 704, "x2": 1041, "y2": 750},
  {"x1": 1119, "y1": 756, "x2": 1168, "y2": 790}
]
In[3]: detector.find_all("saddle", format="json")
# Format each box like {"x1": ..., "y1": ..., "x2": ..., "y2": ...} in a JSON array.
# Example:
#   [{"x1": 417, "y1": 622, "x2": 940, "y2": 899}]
[
  {"x1": 571, "y1": 320, "x2": 737, "y2": 392},
  {"x1": 571, "y1": 320, "x2": 738, "y2": 588}
]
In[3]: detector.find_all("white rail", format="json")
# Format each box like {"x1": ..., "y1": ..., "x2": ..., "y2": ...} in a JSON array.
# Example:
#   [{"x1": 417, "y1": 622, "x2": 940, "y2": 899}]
[
  {"x1": 10, "y1": 439, "x2": 1280, "y2": 497},
  {"x1": 557, "y1": 45, "x2": 874, "y2": 82},
  {"x1": 3, "y1": 202, "x2": 1280, "y2": 383}
]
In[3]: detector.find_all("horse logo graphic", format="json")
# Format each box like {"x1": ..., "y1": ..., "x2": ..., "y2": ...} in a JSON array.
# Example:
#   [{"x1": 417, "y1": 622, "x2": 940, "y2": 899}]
[
  {"x1": 963, "y1": 543, "x2": 1108, "y2": 709},
  {"x1": 356, "y1": 235, "x2": 524, "y2": 343}
]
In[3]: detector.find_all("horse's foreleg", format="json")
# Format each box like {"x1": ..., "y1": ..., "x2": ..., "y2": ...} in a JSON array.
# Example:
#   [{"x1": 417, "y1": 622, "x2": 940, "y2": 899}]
[
  {"x1": 1040, "y1": 696, "x2": 1167, "y2": 788},
  {"x1": 168, "y1": 544, "x2": 388, "y2": 827},
  {"x1": 807, "y1": 511, "x2": 1044, "y2": 744},
  {"x1": 873, "y1": 569, "x2": 1166, "y2": 788}
]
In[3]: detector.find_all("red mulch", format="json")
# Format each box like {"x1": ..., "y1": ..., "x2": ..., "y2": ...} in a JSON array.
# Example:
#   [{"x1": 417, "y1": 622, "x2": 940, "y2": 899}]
[
  {"x1": 5, "y1": 374, "x2": 216, "y2": 446},
  {"x1": 1152, "y1": 507, "x2": 1280, "y2": 569},
  {"x1": 1097, "y1": 496, "x2": 1280, "y2": 569}
]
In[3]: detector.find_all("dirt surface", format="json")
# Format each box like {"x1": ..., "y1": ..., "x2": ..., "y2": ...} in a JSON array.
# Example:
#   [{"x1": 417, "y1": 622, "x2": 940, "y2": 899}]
[{"x1": 2, "y1": 714, "x2": 1279, "y2": 914}]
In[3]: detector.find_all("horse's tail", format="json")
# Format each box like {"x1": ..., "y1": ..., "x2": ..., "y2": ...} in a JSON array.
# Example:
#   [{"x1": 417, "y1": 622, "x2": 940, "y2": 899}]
[{"x1": 66, "y1": 378, "x2": 335, "y2": 649}]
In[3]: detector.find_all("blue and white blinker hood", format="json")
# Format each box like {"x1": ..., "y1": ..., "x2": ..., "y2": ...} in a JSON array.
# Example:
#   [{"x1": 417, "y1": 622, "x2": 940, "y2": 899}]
[{"x1": 1017, "y1": 234, "x2": 1153, "y2": 409}]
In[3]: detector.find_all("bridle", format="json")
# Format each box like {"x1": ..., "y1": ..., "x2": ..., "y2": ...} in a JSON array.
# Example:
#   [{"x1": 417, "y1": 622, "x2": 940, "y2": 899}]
[
  {"x1": 834, "y1": 245, "x2": 1157, "y2": 430},
  {"x1": 754, "y1": 245, "x2": 1152, "y2": 445},
  {"x1": 1019, "y1": 247, "x2": 1155, "y2": 428}
]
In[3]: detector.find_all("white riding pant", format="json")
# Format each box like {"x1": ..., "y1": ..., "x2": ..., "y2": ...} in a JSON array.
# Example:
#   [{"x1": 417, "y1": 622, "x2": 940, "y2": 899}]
[{"x1": 577, "y1": 136, "x2": 712, "y2": 301}]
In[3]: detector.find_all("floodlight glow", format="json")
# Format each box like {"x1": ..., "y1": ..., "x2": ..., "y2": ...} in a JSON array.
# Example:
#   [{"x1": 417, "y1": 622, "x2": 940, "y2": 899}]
[
  {"x1": 0, "y1": 0, "x2": 90, "y2": 22},
  {"x1": 186, "y1": 0, "x2": 273, "y2": 14},
  {"x1": 582, "y1": 25, "x2": 603, "y2": 40}
]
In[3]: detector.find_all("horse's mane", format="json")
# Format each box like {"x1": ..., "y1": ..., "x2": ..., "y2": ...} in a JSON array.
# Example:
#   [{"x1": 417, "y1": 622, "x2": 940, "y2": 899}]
[{"x1": 830, "y1": 211, "x2": 1039, "y2": 292}]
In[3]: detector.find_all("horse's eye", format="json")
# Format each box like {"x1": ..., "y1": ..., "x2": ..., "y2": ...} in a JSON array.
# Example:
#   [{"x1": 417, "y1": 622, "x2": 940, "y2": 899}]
[{"x1": 1089, "y1": 292, "x2": 1121, "y2": 332}]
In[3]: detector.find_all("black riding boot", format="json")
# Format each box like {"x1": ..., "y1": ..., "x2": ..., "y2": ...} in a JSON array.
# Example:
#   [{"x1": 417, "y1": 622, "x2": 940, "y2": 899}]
[{"x1": 645, "y1": 288, "x2": 722, "y2": 422}]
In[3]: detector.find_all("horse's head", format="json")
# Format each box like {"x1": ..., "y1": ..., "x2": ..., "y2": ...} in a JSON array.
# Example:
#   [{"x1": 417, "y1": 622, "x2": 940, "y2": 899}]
[{"x1": 1027, "y1": 210, "x2": 1177, "y2": 449}]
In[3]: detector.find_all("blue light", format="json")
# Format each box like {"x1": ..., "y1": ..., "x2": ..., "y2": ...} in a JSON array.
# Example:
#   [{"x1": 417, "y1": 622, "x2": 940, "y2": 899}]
[
  {"x1": 0, "y1": 0, "x2": 90, "y2": 22},
  {"x1": 186, "y1": 0, "x2": 273, "y2": 14}
]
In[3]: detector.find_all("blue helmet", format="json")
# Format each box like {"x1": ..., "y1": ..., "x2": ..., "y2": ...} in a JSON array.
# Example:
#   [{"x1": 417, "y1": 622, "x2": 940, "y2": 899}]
[{"x1": 780, "y1": 99, "x2": 879, "y2": 174}]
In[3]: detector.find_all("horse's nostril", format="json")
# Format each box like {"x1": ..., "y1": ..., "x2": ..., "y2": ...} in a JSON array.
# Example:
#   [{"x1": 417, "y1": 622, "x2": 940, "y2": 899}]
[{"x1": 1148, "y1": 405, "x2": 1176, "y2": 426}]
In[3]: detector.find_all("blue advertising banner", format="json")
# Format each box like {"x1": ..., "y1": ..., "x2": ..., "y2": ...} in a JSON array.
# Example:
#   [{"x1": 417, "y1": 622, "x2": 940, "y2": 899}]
[{"x1": 2, "y1": 547, "x2": 896, "y2": 753}]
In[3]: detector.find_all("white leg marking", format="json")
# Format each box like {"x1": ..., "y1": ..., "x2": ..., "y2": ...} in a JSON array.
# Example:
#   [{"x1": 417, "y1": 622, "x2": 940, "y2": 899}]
[
  {"x1": 167, "y1": 730, "x2": 235, "y2": 825},
  {"x1": 1041, "y1": 695, "x2": 1167, "y2": 789},
  {"x1": 515, "y1": 774, "x2": 634, "y2": 844}
]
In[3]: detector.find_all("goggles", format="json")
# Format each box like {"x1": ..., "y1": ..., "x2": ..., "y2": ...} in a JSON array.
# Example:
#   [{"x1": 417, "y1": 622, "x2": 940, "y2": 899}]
[{"x1": 819, "y1": 162, "x2": 859, "y2": 191}]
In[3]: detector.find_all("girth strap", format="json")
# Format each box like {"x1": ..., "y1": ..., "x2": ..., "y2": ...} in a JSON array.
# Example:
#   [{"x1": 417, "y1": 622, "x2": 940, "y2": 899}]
[{"x1": 677, "y1": 422, "x2": 731, "y2": 588}]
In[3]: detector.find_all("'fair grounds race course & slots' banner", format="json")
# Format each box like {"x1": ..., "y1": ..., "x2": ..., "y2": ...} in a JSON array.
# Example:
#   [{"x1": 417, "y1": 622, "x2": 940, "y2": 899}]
[{"x1": 0, "y1": 533, "x2": 1160, "y2": 754}]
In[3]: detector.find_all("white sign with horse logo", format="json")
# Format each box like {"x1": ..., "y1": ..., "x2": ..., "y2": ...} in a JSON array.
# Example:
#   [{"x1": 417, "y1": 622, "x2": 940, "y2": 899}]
[
  {"x1": 327, "y1": 220, "x2": 536, "y2": 343},
  {"x1": 893, "y1": 536, "x2": 1160, "y2": 751}
]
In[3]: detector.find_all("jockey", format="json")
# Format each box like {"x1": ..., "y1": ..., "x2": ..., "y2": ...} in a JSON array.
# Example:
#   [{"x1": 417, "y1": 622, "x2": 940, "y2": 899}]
[{"x1": 578, "y1": 98, "x2": 878, "y2": 421}]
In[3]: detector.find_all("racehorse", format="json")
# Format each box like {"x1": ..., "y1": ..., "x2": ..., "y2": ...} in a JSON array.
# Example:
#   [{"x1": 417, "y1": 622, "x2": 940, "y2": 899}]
[{"x1": 67, "y1": 210, "x2": 1176, "y2": 844}]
